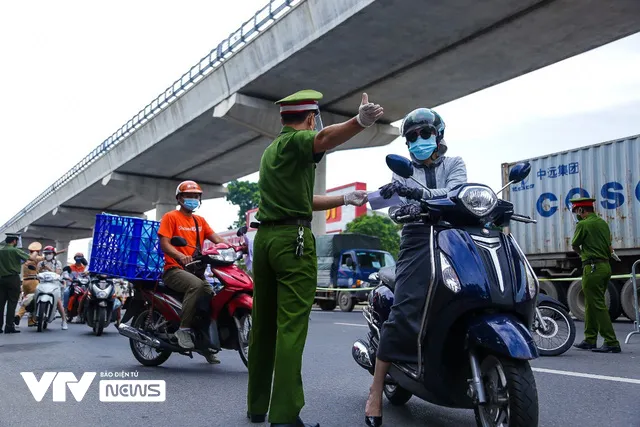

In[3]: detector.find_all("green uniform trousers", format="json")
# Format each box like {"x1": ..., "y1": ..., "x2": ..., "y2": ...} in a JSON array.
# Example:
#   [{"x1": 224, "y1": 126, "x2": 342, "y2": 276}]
[
  {"x1": 247, "y1": 225, "x2": 317, "y2": 424},
  {"x1": 582, "y1": 262, "x2": 619, "y2": 346}
]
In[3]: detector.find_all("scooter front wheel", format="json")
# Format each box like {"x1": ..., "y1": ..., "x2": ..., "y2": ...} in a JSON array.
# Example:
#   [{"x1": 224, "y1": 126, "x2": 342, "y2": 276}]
[
  {"x1": 474, "y1": 355, "x2": 538, "y2": 427},
  {"x1": 383, "y1": 383, "x2": 412, "y2": 406},
  {"x1": 37, "y1": 301, "x2": 48, "y2": 332},
  {"x1": 234, "y1": 311, "x2": 252, "y2": 368}
]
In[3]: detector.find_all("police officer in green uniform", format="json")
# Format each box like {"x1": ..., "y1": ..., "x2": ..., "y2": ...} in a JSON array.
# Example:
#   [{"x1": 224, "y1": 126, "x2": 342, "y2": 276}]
[
  {"x1": 0, "y1": 233, "x2": 37, "y2": 333},
  {"x1": 246, "y1": 90, "x2": 384, "y2": 427},
  {"x1": 570, "y1": 197, "x2": 621, "y2": 353}
]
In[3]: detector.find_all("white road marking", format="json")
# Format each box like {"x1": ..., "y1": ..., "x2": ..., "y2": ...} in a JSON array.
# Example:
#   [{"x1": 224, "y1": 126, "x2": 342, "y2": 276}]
[
  {"x1": 334, "y1": 322, "x2": 368, "y2": 327},
  {"x1": 532, "y1": 367, "x2": 640, "y2": 385}
]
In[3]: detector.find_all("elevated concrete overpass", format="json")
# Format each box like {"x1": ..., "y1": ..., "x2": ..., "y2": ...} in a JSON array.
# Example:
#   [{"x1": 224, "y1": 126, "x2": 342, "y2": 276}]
[{"x1": 2, "y1": 0, "x2": 639, "y2": 246}]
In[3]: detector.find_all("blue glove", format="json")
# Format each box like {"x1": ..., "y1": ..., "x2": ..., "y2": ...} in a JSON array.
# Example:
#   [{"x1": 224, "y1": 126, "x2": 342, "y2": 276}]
[
  {"x1": 390, "y1": 204, "x2": 422, "y2": 221},
  {"x1": 379, "y1": 182, "x2": 423, "y2": 200}
]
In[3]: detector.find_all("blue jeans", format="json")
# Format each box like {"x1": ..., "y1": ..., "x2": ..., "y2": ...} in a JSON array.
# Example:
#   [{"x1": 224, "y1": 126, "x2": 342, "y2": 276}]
[{"x1": 63, "y1": 287, "x2": 71, "y2": 310}]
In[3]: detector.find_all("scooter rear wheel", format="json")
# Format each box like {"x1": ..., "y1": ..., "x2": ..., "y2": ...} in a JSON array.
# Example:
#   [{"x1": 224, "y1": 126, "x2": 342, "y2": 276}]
[
  {"x1": 474, "y1": 355, "x2": 538, "y2": 427},
  {"x1": 130, "y1": 311, "x2": 172, "y2": 367}
]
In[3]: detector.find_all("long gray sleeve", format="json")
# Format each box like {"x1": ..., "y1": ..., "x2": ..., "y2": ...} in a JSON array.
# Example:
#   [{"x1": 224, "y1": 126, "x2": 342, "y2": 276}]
[
  {"x1": 387, "y1": 156, "x2": 467, "y2": 218},
  {"x1": 427, "y1": 156, "x2": 467, "y2": 198}
]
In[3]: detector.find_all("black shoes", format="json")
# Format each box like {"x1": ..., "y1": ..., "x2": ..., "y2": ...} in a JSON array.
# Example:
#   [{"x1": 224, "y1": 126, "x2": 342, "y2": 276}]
[
  {"x1": 270, "y1": 416, "x2": 319, "y2": 427},
  {"x1": 247, "y1": 412, "x2": 266, "y2": 423},
  {"x1": 3, "y1": 327, "x2": 20, "y2": 333},
  {"x1": 573, "y1": 340, "x2": 596, "y2": 350},
  {"x1": 592, "y1": 344, "x2": 621, "y2": 353},
  {"x1": 365, "y1": 415, "x2": 382, "y2": 426}
]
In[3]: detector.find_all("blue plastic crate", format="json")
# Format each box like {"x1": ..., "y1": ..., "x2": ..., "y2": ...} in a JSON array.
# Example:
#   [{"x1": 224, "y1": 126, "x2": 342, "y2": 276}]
[{"x1": 89, "y1": 214, "x2": 165, "y2": 281}]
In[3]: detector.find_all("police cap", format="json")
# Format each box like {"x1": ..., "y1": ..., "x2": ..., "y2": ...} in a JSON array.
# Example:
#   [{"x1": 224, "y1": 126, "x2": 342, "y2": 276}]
[{"x1": 276, "y1": 90, "x2": 323, "y2": 115}]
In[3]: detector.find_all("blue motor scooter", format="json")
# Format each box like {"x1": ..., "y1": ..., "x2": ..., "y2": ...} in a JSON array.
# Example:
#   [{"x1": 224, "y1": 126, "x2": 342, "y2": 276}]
[{"x1": 352, "y1": 155, "x2": 540, "y2": 427}]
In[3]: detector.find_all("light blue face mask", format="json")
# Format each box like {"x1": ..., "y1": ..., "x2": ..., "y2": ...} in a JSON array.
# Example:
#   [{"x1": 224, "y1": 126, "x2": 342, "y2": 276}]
[
  {"x1": 408, "y1": 135, "x2": 438, "y2": 160},
  {"x1": 182, "y1": 199, "x2": 200, "y2": 212}
]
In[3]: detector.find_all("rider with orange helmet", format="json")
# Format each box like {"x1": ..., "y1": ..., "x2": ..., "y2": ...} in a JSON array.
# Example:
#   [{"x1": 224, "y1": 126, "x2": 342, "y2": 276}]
[{"x1": 157, "y1": 180, "x2": 229, "y2": 362}]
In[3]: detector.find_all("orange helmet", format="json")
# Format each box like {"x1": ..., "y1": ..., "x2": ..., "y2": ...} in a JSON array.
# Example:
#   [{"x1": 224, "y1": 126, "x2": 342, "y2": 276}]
[{"x1": 175, "y1": 180, "x2": 203, "y2": 199}]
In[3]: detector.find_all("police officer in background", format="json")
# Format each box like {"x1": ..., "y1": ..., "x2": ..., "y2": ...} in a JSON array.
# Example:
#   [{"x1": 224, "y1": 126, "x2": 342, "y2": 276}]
[
  {"x1": 0, "y1": 233, "x2": 38, "y2": 333},
  {"x1": 247, "y1": 90, "x2": 383, "y2": 427},
  {"x1": 570, "y1": 197, "x2": 621, "y2": 353}
]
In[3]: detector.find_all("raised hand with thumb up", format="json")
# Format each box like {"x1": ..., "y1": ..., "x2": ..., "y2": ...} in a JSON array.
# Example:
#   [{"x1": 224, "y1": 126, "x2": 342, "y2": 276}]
[{"x1": 356, "y1": 93, "x2": 384, "y2": 128}]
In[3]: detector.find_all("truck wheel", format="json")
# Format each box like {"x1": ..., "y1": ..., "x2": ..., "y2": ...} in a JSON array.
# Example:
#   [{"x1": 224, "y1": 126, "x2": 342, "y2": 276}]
[
  {"x1": 338, "y1": 292, "x2": 355, "y2": 312},
  {"x1": 620, "y1": 279, "x2": 638, "y2": 321},
  {"x1": 318, "y1": 301, "x2": 336, "y2": 311},
  {"x1": 539, "y1": 281, "x2": 562, "y2": 302},
  {"x1": 567, "y1": 280, "x2": 618, "y2": 321}
]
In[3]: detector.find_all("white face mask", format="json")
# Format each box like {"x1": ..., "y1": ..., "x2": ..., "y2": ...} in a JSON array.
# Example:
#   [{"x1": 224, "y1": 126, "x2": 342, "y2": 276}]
[{"x1": 45, "y1": 254, "x2": 54, "y2": 261}]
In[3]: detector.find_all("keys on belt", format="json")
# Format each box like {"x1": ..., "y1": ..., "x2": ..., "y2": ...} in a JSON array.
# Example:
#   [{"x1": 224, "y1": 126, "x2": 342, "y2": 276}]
[{"x1": 295, "y1": 226, "x2": 305, "y2": 258}]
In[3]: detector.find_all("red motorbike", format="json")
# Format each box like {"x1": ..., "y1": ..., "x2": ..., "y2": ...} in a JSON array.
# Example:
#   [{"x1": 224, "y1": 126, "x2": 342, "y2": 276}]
[{"x1": 119, "y1": 228, "x2": 253, "y2": 367}]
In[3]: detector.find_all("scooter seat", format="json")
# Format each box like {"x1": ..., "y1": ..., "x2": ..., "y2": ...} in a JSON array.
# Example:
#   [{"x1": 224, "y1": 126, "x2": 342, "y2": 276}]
[
  {"x1": 378, "y1": 266, "x2": 396, "y2": 291},
  {"x1": 157, "y1": 283, "x2": 184, "y2": 300}
]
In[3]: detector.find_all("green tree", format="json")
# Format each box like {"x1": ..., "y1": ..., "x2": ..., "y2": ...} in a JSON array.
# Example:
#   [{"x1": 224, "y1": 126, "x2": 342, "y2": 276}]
[
  {"x1": 225, "y1": 180, "x2": 260, "y2": 229},
  {"x1": 345, "y1": 214, "x2": 401, "y2": 259}
]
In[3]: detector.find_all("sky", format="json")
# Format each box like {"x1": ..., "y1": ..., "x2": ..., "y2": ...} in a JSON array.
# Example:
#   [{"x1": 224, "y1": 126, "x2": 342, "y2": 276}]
[{"x1": 1, "y1": 1, "x2": 639, "y2": 261}]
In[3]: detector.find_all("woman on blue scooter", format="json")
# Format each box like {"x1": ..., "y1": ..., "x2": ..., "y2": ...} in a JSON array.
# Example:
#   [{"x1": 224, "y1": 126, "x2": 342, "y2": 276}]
[{"x1": 363, "y1": 108, "x2": 467, "y2": 426}]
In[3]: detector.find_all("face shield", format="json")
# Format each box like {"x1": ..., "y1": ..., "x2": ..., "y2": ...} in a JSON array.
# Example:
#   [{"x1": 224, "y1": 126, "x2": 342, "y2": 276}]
[{"x1": 314, "y1": 110, "x2": 324, "y2": 132}]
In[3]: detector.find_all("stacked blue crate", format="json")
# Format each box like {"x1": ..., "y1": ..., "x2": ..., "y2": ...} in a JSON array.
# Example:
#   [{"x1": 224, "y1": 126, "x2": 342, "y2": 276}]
[{"x1": 89, "y1": 214, "x2": 165, "y2": 281}]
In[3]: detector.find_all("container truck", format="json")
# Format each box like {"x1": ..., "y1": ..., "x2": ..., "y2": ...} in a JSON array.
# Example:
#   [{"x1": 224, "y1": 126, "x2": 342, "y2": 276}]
[{"x1": 501, "y1": 134, "x2": 640, "y2": 321}]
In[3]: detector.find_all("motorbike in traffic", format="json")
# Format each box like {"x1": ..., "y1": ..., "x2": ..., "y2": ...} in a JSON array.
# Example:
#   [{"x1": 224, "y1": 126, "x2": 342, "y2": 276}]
[
  {"x1": 119, "y1": 227, "x2": 253, "y2": 367},
  {"x1": 352, "y1": 154, "x2": 540, "y2": 427},
  {"x1": 32, "y1": 271, "x2": 63, "y2": 332},
  {"x1": 67, "y1": 274, "x2": 90, "y2": 323},
  {"x1": 83, "y1": 274, "x2": 117, "y2": 336}
]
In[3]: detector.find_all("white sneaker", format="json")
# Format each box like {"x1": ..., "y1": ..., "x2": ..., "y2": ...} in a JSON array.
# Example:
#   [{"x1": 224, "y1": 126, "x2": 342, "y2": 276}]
[
  {"x1": 61, "y1": 321, "x2": 68, "y2": 330},
  {"x1": 175, "y1": 329, "x2": 195, "y2": 349},
  {"x1": 204, "y1": 351, "x2": 221, "y2": 364}
]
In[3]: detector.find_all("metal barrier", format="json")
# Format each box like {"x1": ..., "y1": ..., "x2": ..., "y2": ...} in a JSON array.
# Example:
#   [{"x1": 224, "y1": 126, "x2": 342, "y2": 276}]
[
  {"x1": 0, "y1": 0, "x2": 303, "y2": 233},
  {"x1": 624, "y1": 259, "x2": 640, "y2": 344}
]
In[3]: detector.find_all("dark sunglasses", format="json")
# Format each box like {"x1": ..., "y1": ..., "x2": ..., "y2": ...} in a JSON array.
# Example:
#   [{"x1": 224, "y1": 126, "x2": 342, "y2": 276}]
[{"x1": 405, "y1": 126, "x2": 436, "y2": 143}]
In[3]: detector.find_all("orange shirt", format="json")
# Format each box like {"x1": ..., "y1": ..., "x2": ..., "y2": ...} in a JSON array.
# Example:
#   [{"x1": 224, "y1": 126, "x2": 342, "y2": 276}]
[
  {"x1": 70, "y1": 264, "x2": 86, "y2": 274},
  {"x1": 158, "y1": 209, "x2": 214, "y2": 271}
]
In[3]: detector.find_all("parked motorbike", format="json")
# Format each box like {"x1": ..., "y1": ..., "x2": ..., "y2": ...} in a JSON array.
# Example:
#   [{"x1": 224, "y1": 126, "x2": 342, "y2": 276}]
[
  {"x1": 352, "y1": 155, "x2": 540, "y2": 427},
  {"x1": 83, "y1": 274, "x2": 117, "y2": 336},
  {"x1": 119, "y1": 227, "x2": 253, "y2": 367},
  {"x1": 532, "y1": 295, "x2": 576, "y2": 356},
  {"x1": 33, "y1": 271, "x2": 63, "y2": 332}
]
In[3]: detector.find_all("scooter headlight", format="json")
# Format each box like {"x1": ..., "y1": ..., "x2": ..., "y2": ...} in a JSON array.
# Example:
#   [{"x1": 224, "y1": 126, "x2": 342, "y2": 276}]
[
  {"x1": 97, "y1": 290, "x2": 108, "y2": 299},
  {"x1": 439, "y1": 252, "x2": 461, "y2": 293},
  {"x1": 211, "y1": 248, "x2": 236, "y2": 263},
  {"x1": 458, "y1": 185, "x2": 498, "y2": 217}
]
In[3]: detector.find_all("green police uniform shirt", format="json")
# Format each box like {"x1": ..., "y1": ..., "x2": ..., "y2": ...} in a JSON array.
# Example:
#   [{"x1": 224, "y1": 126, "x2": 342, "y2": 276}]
[
  {"x1": 256, "y1": 127, "x2": 324, "y2": 222},
  {"x1": 571, "y1": 213, "x2": 612, "y2": 262},
  {"x1": 0, "y1": 243, "x2": 30, "y2": 276}
]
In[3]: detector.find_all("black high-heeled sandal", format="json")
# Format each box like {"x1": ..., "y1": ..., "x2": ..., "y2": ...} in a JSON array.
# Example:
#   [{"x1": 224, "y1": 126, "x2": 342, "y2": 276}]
[{"x1": 364, "y1": 415, "x2": 382, "y2": 427}]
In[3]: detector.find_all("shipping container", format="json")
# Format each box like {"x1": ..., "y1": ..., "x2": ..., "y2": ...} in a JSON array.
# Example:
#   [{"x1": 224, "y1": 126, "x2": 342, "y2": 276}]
[{"x1": 501, "y1": 134, "x2": 640, "y2": 321}]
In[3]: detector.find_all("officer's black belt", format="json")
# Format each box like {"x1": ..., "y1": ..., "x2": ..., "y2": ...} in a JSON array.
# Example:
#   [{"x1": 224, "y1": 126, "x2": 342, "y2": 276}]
[
  {"x1": 582, "y1": 258, "x2": 608, "y2": 267},
  {"x1": 251, "y1": 218, "x2": 312, "y2": 229}
]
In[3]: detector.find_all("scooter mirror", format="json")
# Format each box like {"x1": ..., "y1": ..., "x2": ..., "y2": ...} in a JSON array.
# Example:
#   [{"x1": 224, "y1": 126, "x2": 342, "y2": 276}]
[
  {"x1": 170, "y1": 236, "x2": 188, "y2": 247},
  {"x1": 237, "y1": 225, "x2": 248, "y2": 237},
  {"x1": 385, "y1": 154, "x2": 413, "y2": 179},
  {"x1": 508, "y1": 162, "x2": 531, "y2": 183}
]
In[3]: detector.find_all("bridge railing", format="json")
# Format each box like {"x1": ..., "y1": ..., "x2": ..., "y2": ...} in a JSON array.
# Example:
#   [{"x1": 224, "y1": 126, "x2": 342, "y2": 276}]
[{"x1": 0, "y1": 0, "x2": 303, "y2": 232}]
